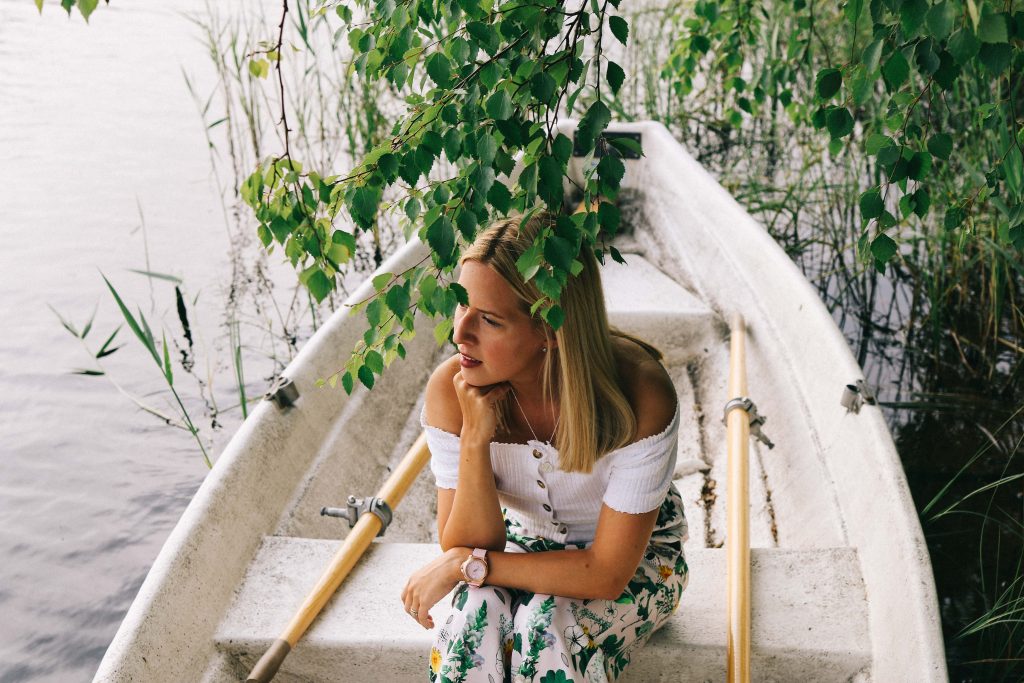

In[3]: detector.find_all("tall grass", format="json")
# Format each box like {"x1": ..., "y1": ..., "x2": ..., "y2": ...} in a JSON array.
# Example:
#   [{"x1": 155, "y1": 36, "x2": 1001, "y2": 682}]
[
  {"x1": 921, "y1": 404, "x2": 1024, "y2": 679},
  {"x1": 55, "y1": 0, "x2": 403, "y2": 467}
]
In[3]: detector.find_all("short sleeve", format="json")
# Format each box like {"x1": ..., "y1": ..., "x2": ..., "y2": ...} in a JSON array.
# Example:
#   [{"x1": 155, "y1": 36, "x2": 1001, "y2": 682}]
[
  {"x1": 420, "y1": 405, "x2": 461, "y2": 489},
  {"x1": 602, "y1": 403, "x2": 680, "y2": 514}
]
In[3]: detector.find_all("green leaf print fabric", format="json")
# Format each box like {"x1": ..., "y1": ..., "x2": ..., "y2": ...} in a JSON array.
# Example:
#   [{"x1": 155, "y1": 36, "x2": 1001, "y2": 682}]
[{"x1": 428, "y1": 484, "x2": 688, "y2": 683}]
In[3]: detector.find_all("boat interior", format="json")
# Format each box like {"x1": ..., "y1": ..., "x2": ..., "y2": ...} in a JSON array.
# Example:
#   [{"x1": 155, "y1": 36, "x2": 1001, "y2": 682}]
[{"x1": 94, "y1": 122, "x2": 944, "y2": 683}]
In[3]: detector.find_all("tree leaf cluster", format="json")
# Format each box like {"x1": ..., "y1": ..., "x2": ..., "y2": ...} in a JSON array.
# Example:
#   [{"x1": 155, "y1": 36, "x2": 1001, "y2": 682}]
[
  {"x1": 245, "y1": 0, "x2": 640, "y2": 393},
  {"x1": 662, "y1": 0, "x2": 1024, "y2": 276},
  {"x1": 35, "y1": 0, "x2": 104, "y2": 22},
  {"x1": 827, "y1": 0, "x2": 1024, "y2": 272}
]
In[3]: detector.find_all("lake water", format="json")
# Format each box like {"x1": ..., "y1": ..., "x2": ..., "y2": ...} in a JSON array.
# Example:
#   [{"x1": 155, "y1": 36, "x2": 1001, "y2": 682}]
[{"x1": 0, "y1": 2, "x2": 308, "y2": 680}]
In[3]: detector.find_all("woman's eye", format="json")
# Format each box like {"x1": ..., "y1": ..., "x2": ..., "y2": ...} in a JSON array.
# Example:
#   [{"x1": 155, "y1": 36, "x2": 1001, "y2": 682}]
[{"x1": 483, "y1": 316, "x2": 500, "y2": 327}]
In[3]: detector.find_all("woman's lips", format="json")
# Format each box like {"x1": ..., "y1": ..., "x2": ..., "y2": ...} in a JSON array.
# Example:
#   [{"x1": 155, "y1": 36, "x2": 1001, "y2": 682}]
[{"x1": 460, "y1": 353, "x2": 482, "y2": 368}]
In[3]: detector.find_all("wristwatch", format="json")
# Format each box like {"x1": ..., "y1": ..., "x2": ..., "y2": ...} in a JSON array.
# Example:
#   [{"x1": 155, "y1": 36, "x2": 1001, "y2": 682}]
[{"x1": 460, "y1": 548, "x2": 489, "y2": 587}]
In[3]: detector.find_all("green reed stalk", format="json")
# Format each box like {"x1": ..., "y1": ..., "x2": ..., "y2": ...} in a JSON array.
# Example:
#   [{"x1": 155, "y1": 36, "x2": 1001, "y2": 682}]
[
  {"x1": 101, "y1": 274, "x2": 212, "y2": 469},
  {"x1": 229, "y1": 318, "x2": 248, "y2": 420}
]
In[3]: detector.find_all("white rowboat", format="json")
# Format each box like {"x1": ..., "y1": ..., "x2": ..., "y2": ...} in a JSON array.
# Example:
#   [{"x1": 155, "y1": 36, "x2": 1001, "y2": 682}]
[{"x1": 94, "y1": 121, "x2": 947, "y2": 682}]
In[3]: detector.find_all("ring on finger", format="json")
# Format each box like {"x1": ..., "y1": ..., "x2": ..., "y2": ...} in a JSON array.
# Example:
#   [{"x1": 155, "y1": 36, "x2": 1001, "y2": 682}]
[{"x1": 409, "y1": 608, "x2": 418, "y2": 617}]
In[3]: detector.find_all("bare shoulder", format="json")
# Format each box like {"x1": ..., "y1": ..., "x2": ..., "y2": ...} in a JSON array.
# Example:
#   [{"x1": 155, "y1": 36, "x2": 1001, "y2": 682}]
[
  {"x1": 424, "y1": 353, "x2": 463, "y2": 435},
  {"x1": 612, "y1": 336, "x2": 678, "y2": 440}
]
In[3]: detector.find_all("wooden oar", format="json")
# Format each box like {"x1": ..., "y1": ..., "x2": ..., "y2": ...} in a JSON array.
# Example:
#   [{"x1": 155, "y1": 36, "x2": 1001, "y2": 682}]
[
  {"x1": 725, "y1": 312, "x2": 751, "y2": 683},
  {"x1": 246, "y1": 431, "x2": 432, "y2": 683}
]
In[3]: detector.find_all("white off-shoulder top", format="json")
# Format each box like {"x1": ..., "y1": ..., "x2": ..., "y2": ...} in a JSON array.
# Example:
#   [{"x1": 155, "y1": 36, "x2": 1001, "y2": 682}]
[{"x1": 420, "y1": 401, "x2": 680, "y2": 545}]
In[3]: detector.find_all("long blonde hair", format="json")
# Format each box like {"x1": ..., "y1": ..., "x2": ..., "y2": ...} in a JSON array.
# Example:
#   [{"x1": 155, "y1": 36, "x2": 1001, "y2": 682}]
[{"x1": 460, "y1": 212, "x2": 663, "y2": 473}]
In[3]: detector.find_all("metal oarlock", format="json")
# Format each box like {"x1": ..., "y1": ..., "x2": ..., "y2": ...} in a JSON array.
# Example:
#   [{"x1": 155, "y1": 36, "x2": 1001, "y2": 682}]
[
  {"x1": 264, "y1": 375, "x2": 299, "y2": 408},
  {"x1": 321, "y1": 495, "x2": 393, "y2": 537},
  {"x1": 722, "y1": 397, "x2": 775, "y2": 449},
  {"x1": 840, "y1": 379, "x2": 877, "y2": 414}
]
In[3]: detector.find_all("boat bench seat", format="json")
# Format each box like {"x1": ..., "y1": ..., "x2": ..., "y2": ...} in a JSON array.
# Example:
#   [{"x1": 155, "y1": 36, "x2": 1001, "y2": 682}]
[
  {"x1": 601, "y1": 253, "x2": 722, "y2": 365},
  {"x1": 208, "y1": 538, "x2": 871, "y2": 682}
]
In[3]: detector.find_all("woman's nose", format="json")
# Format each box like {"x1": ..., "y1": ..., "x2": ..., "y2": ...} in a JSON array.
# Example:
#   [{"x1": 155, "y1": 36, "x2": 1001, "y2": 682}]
[{"x1": 452, "y1": 310, "x2": 473, "y2": 344}]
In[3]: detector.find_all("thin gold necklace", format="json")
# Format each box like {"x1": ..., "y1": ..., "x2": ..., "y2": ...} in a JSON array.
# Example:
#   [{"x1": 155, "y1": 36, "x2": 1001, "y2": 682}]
[{"x1": 510, "y1": 388, "x2": 559, "y2": 445}]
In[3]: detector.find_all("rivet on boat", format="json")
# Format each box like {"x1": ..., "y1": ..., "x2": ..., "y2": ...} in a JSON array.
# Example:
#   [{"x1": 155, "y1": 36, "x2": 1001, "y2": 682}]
[
  {"x1": 841, "y1": 379, "x2": 878, "y2": 414},
  {"x1": 264, "y1": 375, "x2": 299, "y2": 408}
]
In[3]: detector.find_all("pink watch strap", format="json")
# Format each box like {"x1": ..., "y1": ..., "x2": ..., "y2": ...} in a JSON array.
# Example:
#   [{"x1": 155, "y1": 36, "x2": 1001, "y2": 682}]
[{"x1": 472, "y1": 548, "x2": 487, "y2": 559}]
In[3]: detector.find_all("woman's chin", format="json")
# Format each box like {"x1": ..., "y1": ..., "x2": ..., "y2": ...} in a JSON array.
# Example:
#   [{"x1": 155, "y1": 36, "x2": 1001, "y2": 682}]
[
  {"x1": 462, "y1": 374, "x2": 491, "y2": 388},
  {"x1": 460, "y1": 368, "x2": 504, "y2": 389}
]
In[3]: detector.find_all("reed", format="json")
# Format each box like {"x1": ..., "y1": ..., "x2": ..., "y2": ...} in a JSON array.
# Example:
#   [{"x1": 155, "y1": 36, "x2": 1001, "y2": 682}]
[
  {"x1": 922, "y1": 404, "x2": 1024, "y2": 679},
  {"x1": 229, "y1": 317, "x2": 248, "y2": 420},
  {"x1": 55, "y1": 0, "x2": 404, "y2": 468}
]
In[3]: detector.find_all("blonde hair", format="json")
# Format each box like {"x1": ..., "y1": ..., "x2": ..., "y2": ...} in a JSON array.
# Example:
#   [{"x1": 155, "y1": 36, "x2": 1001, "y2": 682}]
[{"x1": 460, "y1": 212, "x2": 663, "y2": 474}]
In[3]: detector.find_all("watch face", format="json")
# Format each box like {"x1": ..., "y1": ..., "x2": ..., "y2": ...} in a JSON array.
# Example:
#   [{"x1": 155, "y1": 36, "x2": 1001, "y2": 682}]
[{"x1": 466, "y1": 559, "x2": 486, "y2": 581}]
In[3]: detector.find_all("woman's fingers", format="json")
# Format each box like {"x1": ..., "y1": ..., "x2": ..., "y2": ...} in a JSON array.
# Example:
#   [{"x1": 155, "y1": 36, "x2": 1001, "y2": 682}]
[
  {"x1": 452, "y1": 372, "x2": 510, "y2": 442},
  {"x1": 403, "y1": 585, "x2": 432, "y2": 628},
  {"x1": 485, "y1": 383, "x2": 510, "y2": 403},
  {"x1": 404, "y1": 593, "x2": 423, "y2": 624}
]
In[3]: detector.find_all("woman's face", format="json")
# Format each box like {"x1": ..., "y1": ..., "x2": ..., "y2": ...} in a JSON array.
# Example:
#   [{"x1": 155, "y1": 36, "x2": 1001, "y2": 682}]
[{"x1": 452, "y1": 260, "x2": 548, "y2": 388}]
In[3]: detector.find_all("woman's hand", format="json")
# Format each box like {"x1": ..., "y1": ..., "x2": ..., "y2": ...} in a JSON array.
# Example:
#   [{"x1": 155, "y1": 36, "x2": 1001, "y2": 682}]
[
  {"x1": 452, "y1": 371, "x2": 510, "y2": 445},
  {"x1": 402, "y1": 547, "x2": 470, "y2": 629}
]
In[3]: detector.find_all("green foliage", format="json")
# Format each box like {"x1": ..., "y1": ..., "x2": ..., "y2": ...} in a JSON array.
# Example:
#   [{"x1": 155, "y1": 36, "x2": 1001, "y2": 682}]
[
  {"x1": 835, "y1": 0, "x2": 1023, "y2": 271},
  {"x1": 661, "y1": 0, "x2": 1024, "y2": 277},
  {"x1": 240, "y1": 0, "x2": 635, "y2": 394},
  {"x1": 36, "y1": 0, "x2": 103, "y2": 22}
]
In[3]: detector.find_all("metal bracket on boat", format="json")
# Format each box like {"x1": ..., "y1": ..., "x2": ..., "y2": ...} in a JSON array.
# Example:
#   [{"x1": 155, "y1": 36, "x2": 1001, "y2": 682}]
[
  {"x1": 264, "y1": 375, "x2": 299, "y2": 408},
  {"x1": 722, "y1": 397, "x2": 775, "y2": 449},
  {"x1": 321, "y1": 495, "x2": 393, "y2": 536},
  {"x1": 840, "y1": 379, "x2": 877, "y2": 414}
]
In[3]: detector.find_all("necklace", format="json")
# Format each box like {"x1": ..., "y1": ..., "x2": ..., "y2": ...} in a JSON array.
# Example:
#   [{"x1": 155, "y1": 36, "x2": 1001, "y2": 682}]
[{"x1": 510, "y1": 387, "x2": 559, "y2": 445}]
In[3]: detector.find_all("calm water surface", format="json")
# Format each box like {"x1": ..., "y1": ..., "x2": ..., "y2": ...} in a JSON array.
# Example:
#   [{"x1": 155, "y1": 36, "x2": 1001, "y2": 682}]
[{"x1": 0, "y1": 2, "x2": 299, "y2": 681}]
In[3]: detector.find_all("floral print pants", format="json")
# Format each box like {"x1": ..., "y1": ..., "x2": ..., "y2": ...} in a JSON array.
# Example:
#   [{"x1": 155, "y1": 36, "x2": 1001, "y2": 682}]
[{"x1": 428, "y1": 485, "x2": 689, "y2": 683}]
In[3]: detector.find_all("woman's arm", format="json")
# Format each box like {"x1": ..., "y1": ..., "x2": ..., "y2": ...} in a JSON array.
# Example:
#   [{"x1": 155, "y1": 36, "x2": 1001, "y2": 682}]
[
  {"x1": 441, "y1": 433, "x2": 507, "y2": 550},
  {"x1": 428, "y1": 501, "x2": 659, "y2": 602},
  {"x1": 404, "y1": 503, "x2": 659, "y2": 631},
  {"x1": 483, "y1": 504, "x2": 660, "y2": 599},
  {"x1": 424, "y1": 356, "x2": 506, "y2": 551}
]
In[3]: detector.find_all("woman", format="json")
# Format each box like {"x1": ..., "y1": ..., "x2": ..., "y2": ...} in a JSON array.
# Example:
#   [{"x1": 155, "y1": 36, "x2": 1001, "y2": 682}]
[{"x1": 402, "y1": 212, "x2": 689, "y2": 683}]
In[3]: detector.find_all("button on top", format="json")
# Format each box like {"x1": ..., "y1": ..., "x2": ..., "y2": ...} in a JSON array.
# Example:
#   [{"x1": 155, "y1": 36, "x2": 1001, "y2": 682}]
[
  {"x1": 532, "y1": 449, "x2": 543, "y2": 459},
  {"x1": 542, "y1": 503, "x2": 552, "y2": 512},
  {"x1": 536, "y1": 480, "x2": 546, "y2": 489},
  {"x1": 558, "y1": 524, "x2": 568, "y2": 534}
]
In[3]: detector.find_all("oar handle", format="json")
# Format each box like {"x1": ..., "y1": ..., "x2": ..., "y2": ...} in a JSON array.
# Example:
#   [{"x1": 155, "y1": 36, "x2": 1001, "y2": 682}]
[
  {"x1": 247, "y1": 639, "x2": 290, "y2": 683},
  {"x1": 246, "y1": 432, "x2": 432, "y2": 682}
]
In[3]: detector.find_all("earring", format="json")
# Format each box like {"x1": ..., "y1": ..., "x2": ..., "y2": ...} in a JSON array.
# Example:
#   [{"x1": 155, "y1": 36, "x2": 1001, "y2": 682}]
[{"x1": 542, "y1": 346, "x2": 547, "y2": 353}]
